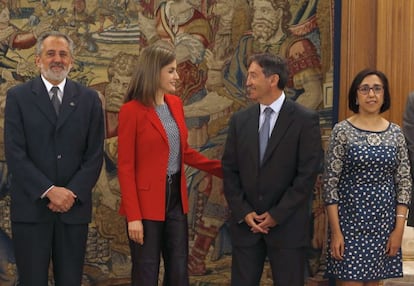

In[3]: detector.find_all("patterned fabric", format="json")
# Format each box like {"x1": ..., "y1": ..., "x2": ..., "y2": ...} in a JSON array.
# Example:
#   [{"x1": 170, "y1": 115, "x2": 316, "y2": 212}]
[
  {"x1": 51, "y1": 86, "x2": 61, "y2": 115},
  {"x1": 323, "y1": 120, "x2": 412, "y2": 281},
  {"x1": 156, "y1": 103, "x2": 181, "y2": 175},
  {"x1": 259, "y1": 107, "x2": 273, "y2": 163}
]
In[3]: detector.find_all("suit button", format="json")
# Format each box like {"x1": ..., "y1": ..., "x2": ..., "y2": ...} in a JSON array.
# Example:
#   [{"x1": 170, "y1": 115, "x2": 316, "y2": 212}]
[
  {"x1": 258, "y1": 195, "x2": 263, "y2": 201},
  {"x1": 57, "y1": 155, "x2": 62, "y2": 159}
]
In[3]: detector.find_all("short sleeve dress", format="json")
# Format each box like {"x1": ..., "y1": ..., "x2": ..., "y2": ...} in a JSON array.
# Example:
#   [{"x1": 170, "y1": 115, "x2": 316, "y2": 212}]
[{"x1": 323, "y1": 120, "x2": 412, "y2": 281}]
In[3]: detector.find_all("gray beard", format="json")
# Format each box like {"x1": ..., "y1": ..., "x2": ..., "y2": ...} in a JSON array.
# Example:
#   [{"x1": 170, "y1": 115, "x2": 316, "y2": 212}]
[
  {"x1": 40, "y1": 66, "x2": 70, "y2": 83},
  {"x1": 42, "y1": 71, "x2": 67, "y2": 83}
]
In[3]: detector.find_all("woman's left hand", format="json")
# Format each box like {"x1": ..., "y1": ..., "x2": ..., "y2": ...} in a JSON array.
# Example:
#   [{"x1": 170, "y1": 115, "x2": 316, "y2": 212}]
[
  {"x1": 128, "y1": 220, "x2": 144, "y2": 245},
  {"x1": 386, "y1": 229, "x2": 403, "y2": 257}
]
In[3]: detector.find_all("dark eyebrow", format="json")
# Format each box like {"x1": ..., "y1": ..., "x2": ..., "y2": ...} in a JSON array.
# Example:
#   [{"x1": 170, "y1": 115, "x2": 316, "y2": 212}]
[{"x1": 360, "y1": 84, "x2": 382, "y2": 87}]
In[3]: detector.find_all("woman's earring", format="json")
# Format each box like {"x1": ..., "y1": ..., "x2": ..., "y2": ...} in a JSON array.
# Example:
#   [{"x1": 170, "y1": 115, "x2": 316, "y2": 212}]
[{"x1": 356, "y1": 99, "x2": 359, "y2": 105}]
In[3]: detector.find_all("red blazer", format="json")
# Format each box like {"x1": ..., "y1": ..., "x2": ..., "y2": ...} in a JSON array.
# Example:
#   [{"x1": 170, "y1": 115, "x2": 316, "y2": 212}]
[{"x1": 118, "y1": 94, "x2": 222, "y2": 222}]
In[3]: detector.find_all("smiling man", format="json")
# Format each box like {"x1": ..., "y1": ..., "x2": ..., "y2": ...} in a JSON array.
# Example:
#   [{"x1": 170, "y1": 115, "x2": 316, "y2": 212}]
[
  {"x1": 4, "y1": 31, "x2": 104, "y2": 286},
  {"x1": 222, "y1": 52, "x2": 322, "y2": 286}
]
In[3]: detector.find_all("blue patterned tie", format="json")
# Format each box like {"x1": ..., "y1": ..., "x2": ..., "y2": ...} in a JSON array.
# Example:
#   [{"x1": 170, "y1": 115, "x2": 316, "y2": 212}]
[
  {"x1": 259, "y1": 107, "x2": 273, "y2": 164},
  {"x1": 51, "y1": 86, "x2": 60, "y2": 115}
]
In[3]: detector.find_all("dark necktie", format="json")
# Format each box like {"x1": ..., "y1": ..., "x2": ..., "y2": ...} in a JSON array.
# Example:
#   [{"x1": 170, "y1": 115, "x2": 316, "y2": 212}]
[
  {"x1": 51, "y1": 86, "x2": 60, "y2": 115},
  {"x1": 259, "y1": 107, "x2": 273, "y2": 164}
]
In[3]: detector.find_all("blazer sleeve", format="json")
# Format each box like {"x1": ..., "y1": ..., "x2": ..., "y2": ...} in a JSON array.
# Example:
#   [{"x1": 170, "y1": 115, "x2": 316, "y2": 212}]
[
  {"x1": 173, "y1": 95, "x2": 223, "y2": 178},
  {"x1": 268, "y1": 109, "x2": 322, "y2": 225},
  {"x1": 222, "y1": 113, "x2": 254, "y2": 222},
  {"x1": 403, "y1": 93, "x2": 414, "y2": 225},
  {"x1": 403, "y1": 93, "x2": 414, "y2": 179},
  {"x1": 4, "y1": 87, "x2": 53, "y2": 200},
  {"x1": 66, "y1": 90, "x2": 105, "y2": 203},
  {"x1": 117, "y1": 103, "x2": 142, "y2": 221},
  {"x1": 183, "y1": 148, "x2": 223, "y2": 178}
]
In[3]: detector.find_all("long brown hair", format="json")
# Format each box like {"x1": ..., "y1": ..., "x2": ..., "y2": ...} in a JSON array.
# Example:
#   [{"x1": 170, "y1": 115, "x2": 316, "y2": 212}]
[{"x1": 125, "y1": 43, "x2": 176, "y2": 106}]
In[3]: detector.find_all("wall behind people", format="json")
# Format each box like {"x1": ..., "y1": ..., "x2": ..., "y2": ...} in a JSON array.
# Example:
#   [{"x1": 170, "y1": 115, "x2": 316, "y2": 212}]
[
  {"x1": 0, "y1": 0, "x2": 334, "y2": 285},
  {"x1": 338, "y1": 0, "x2": 414, "y2": 124}
]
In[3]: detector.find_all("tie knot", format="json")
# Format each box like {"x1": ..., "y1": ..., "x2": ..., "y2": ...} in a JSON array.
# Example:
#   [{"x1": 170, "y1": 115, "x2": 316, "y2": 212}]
[
  {"x1": 51, "y1": 86, "x2": 59, "y2": 95},
  {"x1": 264, "y1": 107, "x2": 273, "y2": 117}
]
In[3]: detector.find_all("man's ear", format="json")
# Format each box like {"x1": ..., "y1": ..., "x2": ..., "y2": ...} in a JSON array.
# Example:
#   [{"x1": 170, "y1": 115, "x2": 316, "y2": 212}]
[
  {"x1": 35, "y1": 55, "x2": 40, "y2": 68},
  {"x1": 270, "y1": 74, "x2": 280, "y2": 88}
]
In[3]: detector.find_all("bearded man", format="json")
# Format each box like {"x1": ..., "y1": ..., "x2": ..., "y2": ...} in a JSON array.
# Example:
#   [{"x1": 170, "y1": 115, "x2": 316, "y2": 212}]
[{"x1": 4, "y1": 31, "x2": 104, "y2": 285}]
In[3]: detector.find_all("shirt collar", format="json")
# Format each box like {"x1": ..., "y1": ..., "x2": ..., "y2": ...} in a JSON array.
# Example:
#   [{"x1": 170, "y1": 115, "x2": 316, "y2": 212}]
[
  {"x1": 260, "y1": 91, "x2": 286, "y2": 114},
  {"x1": 41, "y1": 75, "x2": 66, "y2": 93}
]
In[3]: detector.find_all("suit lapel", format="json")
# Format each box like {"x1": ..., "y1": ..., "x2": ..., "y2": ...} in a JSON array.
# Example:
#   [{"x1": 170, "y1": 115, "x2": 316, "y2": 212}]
[
  {"x1": 262, "y1": 99, "x2": 294, "y2": 165},
  {"x1": 31, "y1": 77, "x2": 57, "y2": 125},
  {"x1": 147, "y1": 100, "x2": 169, "y2": 145},
  {"x1": 57, "y1": 80, "x2": 79, "y2": 130},
  {"x1": 245, "y1": 104, "x2": 261, "y2": 169}
]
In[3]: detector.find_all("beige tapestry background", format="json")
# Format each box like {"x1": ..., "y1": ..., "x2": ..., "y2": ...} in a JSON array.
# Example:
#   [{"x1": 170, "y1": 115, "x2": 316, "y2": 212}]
[{"x1": 0, "y1": 0, "x2": 334, "y2": 285}]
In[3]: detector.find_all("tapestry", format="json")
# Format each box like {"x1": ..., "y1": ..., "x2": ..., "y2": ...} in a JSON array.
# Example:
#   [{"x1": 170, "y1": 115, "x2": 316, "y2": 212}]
[{"x1": 0, "y1": 0, "x2": 334, "y2": 285}]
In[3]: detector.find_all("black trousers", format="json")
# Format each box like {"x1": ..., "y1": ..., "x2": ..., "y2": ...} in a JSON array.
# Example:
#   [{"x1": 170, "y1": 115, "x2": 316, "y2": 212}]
[
  {"x1": 12, "y1": 217, "x2": 88, "y2": 286},
  {"x1": 231, "y1": 239, "x2": 305, "y2": 286},
  {"x1": 128, "y1": 173, "x2": 189, "y2": 286}
]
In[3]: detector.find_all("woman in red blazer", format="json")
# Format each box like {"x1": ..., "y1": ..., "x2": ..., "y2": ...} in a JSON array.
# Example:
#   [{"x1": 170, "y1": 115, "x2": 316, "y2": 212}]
[{"x1": 118, "y1": 43, "x2": 223, "y2": 286}]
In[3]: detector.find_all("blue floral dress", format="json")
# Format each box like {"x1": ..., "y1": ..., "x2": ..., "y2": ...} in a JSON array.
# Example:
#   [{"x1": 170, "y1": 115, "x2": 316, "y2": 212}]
[{"x1": 323, "y1": 120, "x2": 412, "y2": 281}]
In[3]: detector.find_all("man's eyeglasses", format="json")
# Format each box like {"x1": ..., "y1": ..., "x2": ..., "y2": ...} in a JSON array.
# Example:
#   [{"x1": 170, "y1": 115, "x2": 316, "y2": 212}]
[{"x1": 357, "y1": 85, "x2": 384, "y2": 95}]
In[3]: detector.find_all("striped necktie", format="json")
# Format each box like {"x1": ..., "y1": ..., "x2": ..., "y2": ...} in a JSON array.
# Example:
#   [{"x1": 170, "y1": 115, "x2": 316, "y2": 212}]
[
  {"x1": 51, "y1": 86, "x2": 60, "y2": 115},
  {"x1": 259, "y1": 107, "x2": 273, "y2": 164}
]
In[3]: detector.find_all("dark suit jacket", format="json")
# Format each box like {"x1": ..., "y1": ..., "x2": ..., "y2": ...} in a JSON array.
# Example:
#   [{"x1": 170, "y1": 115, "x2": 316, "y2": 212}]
[
  {"x1": 4, "y1": 76, "x2": 104, "y2": 224},
  {"x1": 222, "y1": 98, "x2": 322, "y2": 248},
  {"x1": 402, "y1": 92, "x2": 414, "y2": 226}
]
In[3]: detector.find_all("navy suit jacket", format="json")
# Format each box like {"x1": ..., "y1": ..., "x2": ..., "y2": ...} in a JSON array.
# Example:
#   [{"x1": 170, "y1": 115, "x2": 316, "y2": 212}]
[
  {"x1": 222, "y1": 98, "x2": 322, "y2": 248},
  {"x1": 4, "y1": 76, "x2": 104, "y2": 224}
]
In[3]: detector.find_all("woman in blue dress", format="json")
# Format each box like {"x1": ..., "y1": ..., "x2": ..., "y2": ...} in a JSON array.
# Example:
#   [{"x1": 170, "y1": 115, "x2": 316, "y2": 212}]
[{"x1": 323, "y1": 69, "x2": 412, "y2": 286}]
